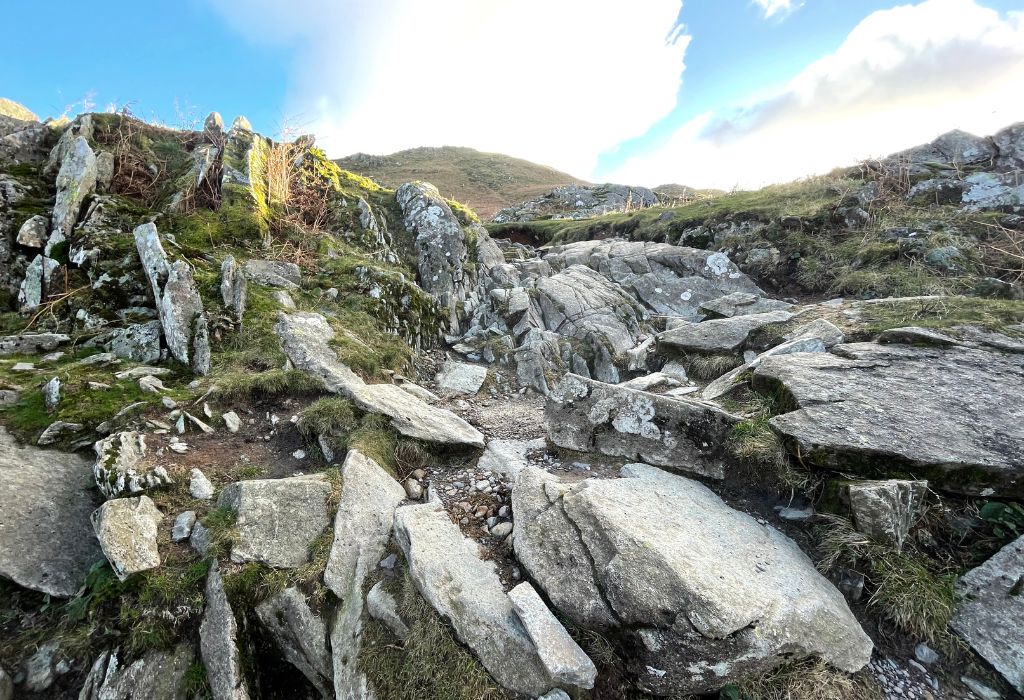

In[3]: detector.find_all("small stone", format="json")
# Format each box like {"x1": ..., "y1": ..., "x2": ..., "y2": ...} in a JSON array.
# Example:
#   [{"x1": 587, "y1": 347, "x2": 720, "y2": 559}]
[
  {"x1": 16, "y1": 215, "x2": 49, "y2": 248},
  {"x1": 490, "y1": 522, "x2": 513, "y2": 539},
  {"x1": 91, "y1": 496, "x2": 163, "y2": 580},
  {"x1": 42, "y1": 377, "x2": 60, "y2": 412},
  {"x1": 404, "y1": 478, "x2": 423, "y2": 500},
  {"x1": 190, "y1": 468, "x2": 215, "y2": 500},
  {"x1": 12, "y1": 362, "x2": 34, "y2": 372},
  {"x1": 366, "y1": 581, "x2": 409, "y2": 639},
  {"x1": 379, "y1": 553, "x2": 398, "y2": 570},
  {"x1": 292, "y1": 449, "x2": 306, "y2": 460},
  {"x1": 171, "y1": 511, "x2": 197, "y2": 542},
  {"x1": 222, "y1": 411, "x2": 240, "y2": 433},
  {"x1": 185, "y1": 412, "x2": 215, "y2": 434},
  {"x1": 412, "y1": 469, "x2": 426, "y2": 480},
  {"x1": 960, "y1": 676, "x2": 1001, "y2": 700},
  {"x1": 915, "y1": 643, "x2": 939, "y2": 665},
  {"x1": 161, "y1": 397, "x2": 177, "y2": 409},
  {"x1": 138, "y1": 375, "x2": 166, "y2": 394},
  {"x1": 37, "y1": 421, "x2": 83, "y2": 445}
]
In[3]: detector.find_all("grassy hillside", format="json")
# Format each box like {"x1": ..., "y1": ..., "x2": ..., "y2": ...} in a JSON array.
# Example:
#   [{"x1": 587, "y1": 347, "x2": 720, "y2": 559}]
[{"x1": 336, "y1": 146, "x2": 587, "y2": 219}]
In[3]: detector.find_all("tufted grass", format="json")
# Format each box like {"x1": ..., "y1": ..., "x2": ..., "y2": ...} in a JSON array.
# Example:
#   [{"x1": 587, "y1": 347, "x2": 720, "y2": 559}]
[{"x1": 734, "y1": 658, "x2": 883, "y2": 700}]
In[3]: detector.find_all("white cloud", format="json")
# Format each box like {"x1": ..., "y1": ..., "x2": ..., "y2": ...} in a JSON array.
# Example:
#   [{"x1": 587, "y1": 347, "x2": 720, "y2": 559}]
[
  {"x1": 752, "y1": 0, "x2": 802, "y2": 19},
  {"x1": 204, "y1": 0, "x2": 687, "y2": 179},
  {"x1": 606, "y1": 0, "x2": 1024, "y2": 190}
]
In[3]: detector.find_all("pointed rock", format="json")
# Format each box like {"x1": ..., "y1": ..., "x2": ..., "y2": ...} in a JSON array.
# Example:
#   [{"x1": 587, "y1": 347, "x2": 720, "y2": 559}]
[{"x1": 201, "y1": 561, "x2": 251, "y2": 700}]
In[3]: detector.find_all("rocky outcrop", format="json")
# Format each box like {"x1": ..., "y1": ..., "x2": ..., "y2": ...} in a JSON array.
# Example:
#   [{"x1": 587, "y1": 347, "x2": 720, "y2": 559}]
[
  {"x1": 50, "y1": 135, "x2": 97, "y2": 245},
  {"x1": 394, "y1": 501, "x2": 564, "y2": 696},
  {"x1": 91, "y1": 495, "x2": 163, "y2": 580},
  {"x1": 493, "y1": 183, "x2": 658, "y2": 223},
  {"x1": 950, "y1": 535, "x2": 1024, "y2": 693},
  {"x1": 134, "y1": 222, "x2": 209, "y2": 374},
  {"x1": 275, "y1": 312, "x2": 484, "y2": 448},
  {"x1": 98, "y1": 321, "x2": 162, "y2": 363},
  {"x1": 201, "y1": 561, "x2": 250, "y2": 700},
  {"x1": 255, "y1": 588, "x2": 332, "y2": 696},
  {"x1": 79, "y1": 645, "x2": 194, "y2": 700},
  {"x1": 699, "y1": 291, "x2": 793, "y2": 318},
  {"x1": 512, "y1": 464, "x2": 873, "y2": 695},
  {"x1": 0, "y1": 332, "x2": 69, "y2": 356},
  {"x1": 0, "y1": 427, "x2": 102, "y2": 597},
  {"x1": 92, "y1": 431, "x2": 171, "y2": 499},
  {"x1": 754, "y1": 342, "x2": 1024, "y2": 496},
  {"x1": 218, "y1": 474, "x2": 331, "y2": 569},
  {"x1": 546, "y1": 373, "x2": 738, "y2": 479}
]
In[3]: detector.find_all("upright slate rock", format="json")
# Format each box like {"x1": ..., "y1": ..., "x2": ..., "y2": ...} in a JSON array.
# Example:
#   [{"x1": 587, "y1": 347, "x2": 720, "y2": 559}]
[
  {"x1": 201, "y1": 562, "x2": 250, "y2": 700},
  {"x1": 51, "y1": 136, "x2": 97, "y2": 242},
  {"x1": 79, "y1": 645, "x2": 193, "y2": 700}
]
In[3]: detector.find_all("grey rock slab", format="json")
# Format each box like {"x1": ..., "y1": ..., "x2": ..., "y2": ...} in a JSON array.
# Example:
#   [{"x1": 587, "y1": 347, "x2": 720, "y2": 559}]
[
  {"x1": 218, "y1": 474, "x2": 330, "y2": 569},
  {"x1": 243, "y1": 259, "x2": 300, "y2": 289},
  {"x1": 546, "y1": 373, "x2": 738, "y2": 479},
  {"x1": 222, "y1": 411, "x2": 240, "y2": 433},
  {"x1": 784, "y1": 318, "x2": 845, "y2": 348},
  {"x1": 323, "y1": 449, "x2": 405, "y2": 598},
  {"x1": 877, "y1": 326, "x2": 959, "y2": 346},
  {"x1": 171, "y1": 511, "x2": 196, "y2": 542},
  {"x1": 51, "y1": 136, "x2": 97, "y2": 239},
  {"x1": 201, "y1": 561, "x2": 251, "y2": 700},
  {"x1": 0, "y1": 427, "x2": 102, "y2": 597},
  {"x1": 91, "y1": 495, "x2": 163, "y2": 581},
  {"x1": 702, "y1": 336, "x2": 827, "y2": 402},
  {"x1": 79, "y1": 645, "x2": 193, "y2": 700},
  {"x1": 754, "y1": 343, "x2": 1024, "y2": 497},
  {"x1": 512, "y1": 464, "x2": 872, "y2": 695},
  {"x1": 657, "y1": 310, "x2": 794, "y2": 355},
  {"x1": 699, "y1": 292, "x2": 794, "y2": 319},
  {"x1": 0, "y1": 332, "x2": 69, "y2": 356},
  {"x1": 190, "y1": 468, "x2": 215, "y2": 500},
  {"x1": 36, "y1": 420, "x2": 83, "y2": 445},
  {"x1": 951, "y1": 534, "x2": 1024, "y2": 693},
  {"x1": 508, "y1": 582, "x2": 597, "y2": 688},
  {"x1": 435, "y1": 361, "x2": 488, "y2": 396},
  {"x1": 477, "y1": 437, "x2": 546, "y2": 479},
  {"x1": 220, "y1": 255, "x2": 247, "y2": 318},
  {"x1": 17, "y1": 254, "x2": 59, "y2": 311},
  {"x1": 394, "y1": 501, "x2": 556, "y2": 695},
  {"x1": 99, "y1": 321, "x2": 162, "y2": 364},
  {"x1": 845, "y1": 479, "x2": 927, "y2": 550},
  {"x1": 16, "y1": 214, "x2": 48, "y2": 248},
  {"x1": 255, "y1": 587, "x2": 332, "y2": 696},
  {"x1": 275, "y1": 312, "x2": 484, "y2": 448}
]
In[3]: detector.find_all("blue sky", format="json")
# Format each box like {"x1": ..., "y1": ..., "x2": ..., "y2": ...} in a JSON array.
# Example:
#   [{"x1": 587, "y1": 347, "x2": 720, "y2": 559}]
[{"x1": 4, "y1": 0, "x2": 1024, "y2": 188}]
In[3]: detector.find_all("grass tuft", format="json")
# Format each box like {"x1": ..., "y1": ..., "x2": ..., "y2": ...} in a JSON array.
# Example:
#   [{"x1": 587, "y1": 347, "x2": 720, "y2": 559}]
[
  {"x1": 211, "y1": 369, "x2": 324, "y2": 401},
  {"x1": 734, "y1": 657, "x2": 883, "y2": 700}
]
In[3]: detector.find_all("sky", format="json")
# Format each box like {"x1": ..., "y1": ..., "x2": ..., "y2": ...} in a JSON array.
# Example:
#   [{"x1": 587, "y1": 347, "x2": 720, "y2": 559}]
[{"x1": 3, "y1": 0, "x2": 1024, "y2": 190}]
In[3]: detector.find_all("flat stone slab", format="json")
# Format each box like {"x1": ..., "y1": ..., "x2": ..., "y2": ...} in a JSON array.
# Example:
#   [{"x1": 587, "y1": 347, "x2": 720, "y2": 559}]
[
  {"x1": 657, "y1": 310, "x2": 793, "y2": 354},
  {"x1": 275, "y1": 312, "x2": 484, "y2": 448},
  {"x1": 244, "y1": 259, "x2": 300, "y2": 289},
  {"x1": 0, "y1": 332, "x2": 69, "y2": 356},
  {"x1": 546, "y1": 373, "x2": 738, "y2": 479},
  {"x1": 218, "y1": 474, "x2": 331, "y2": 569},
  {"x1": 754, "y1": 343, "x2": 1024, "y2": 497},
  {"x1": 951, "y1": 535, "x2": 1024, "y2": 693},
  {"x1": 699, "y1": 292, "x2": 793, "y2": 319},
  {"x1": 435, "y1": 361, "x2": 488, "y2": 396},
  {"x1": 92, "y1": 496, "x2": 163, "y2": 581},
  {"x1": 0, "y1": 427, "x2": 103, "y2": 596}
]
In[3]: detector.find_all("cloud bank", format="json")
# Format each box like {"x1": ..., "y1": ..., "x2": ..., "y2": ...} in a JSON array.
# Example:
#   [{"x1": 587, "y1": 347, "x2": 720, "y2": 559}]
[
  {"x1": 205, "y1": 0, "x2": 688, "y2": 179},
  {"x1": 607, "y1": 0, "x2": 1024, "y2": 189}
]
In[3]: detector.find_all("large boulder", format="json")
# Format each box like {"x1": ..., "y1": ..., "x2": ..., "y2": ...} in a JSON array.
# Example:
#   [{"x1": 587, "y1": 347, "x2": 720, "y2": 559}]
[
  {"x1": 91, "y1": 495, "x2": 163, "y2": 581},
  {"x1": 950, "y1": 535, "x2": 1024, "y2": 693},
  {"x1": 434, "y1": 360, "x2": 488, "y2": 396},
  {"x1": 754, "y1": 342, "x2": 1024, "y2": 497},
  {"x1": 218, "y1": 474, "x2": 331, "y2": 569},
  {"x1": 275, "y1": 312, "x2": 484, "y2": 448},
  {"x1": 79, "y1": 645, "x2": 193, "y2": 700},
  {"x1": 546, "y1": 374, "x2": 738, "y2": 479},
  {"x1": 512, "y1": 464, "x2": 873, "y2": 695},
  {"x1": 394, "y1": 501, "x2": 560, "y2": 696},
  {"x1": 50, "y1": 136, "x2": 97, "y2": 243},
  {"x1": 0, "y1": 427, "x2": 102, "y2": 597}
]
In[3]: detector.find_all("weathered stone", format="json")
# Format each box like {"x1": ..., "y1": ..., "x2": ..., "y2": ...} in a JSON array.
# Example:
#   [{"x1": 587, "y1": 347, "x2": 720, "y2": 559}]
[
  {"x1": 700, "y1": 292, "x2": 793, "y2": 319},
  {"x1": 394, "y1": 501, "x2": 556, "y2": 695},
  {"x1": 0, "y1": 427, "x2": 102, "y2": 596},
  {"x1": 36, "y1": 420, "x2": 83, "y2": 445},
  {"x1": 200, "y1": 561, "x2": 250, "y2": 700},
  {"x1": 255, "y1": 587, "x2": 332, "y2": 696},
  {"x1": 91, "y1": 496, "x2": 163, "y2": 581},
  {"x1": 92, "y1": 431, "x2": 171, "y2": 499},
  {"x1": 546, "y1": 373, "x2": 738, "y2": 479},
  {"x1": 494, "y1": 183, "x2": 658, "y2": 222},
  {"x1": 702, "y1": 336, "x2": 827, "y2": 402},
  {"x1": 0, "y1": 332, "x2": 69, "y2": 357},
  {"x1": 877, "y1": 325, "x2": 958, "y2": 346},
  {"x1": 755, "y1": 343, "x2": 1024, "y2": 496},
  {"x1": 435, "y1": 361, "x2": 488, "y2": 396},
  {"x1": 844, "y1": 479, "x2": 927, "y2": 549},
  {"x1": 275, "y1": 312, "x2": 484, "y2": 448},
  {"x1": 99, "y1": 321, "x2": 162, "y2": 363},
  {"x1": 244, "y1": 259, "x2": 300, "y2": 289},
  {"x1": 784, "y1": 318, "x2": 845, "y2": 348},
  {"x1": 192, "y1": 314, "x2": 211, "y2": 376},
  {"x1": 222, "y1": 411, "x2": 240, "y2": 433},
  {"x1": 366, "y1": 581, "x2": 409, "y2": 639},
  {"x1": 272, "y1": 289, "x2": 296, "y2": 309},
  {"x1": 16, "y1": 214, "x2": 48, "y2": 248},
  {"x1": 508, "y1": 582, "x2": 597, "y2": 688},
  {"x1": 512, "y1": 464, "x2": 873, "y2": 695},
  {"x1": 42, "y1": 376, "x2": 60, "y2": 411},
  {"x1": 171, "y1": 511, "x2": 196, "y2": 542},
  {"x1": 220, "y1": 255, "x2": 247, "y2": 318},
  {"x1": 0, "y1": 663, "x2": 10, "y2": 700},
  {"x1": 951, "y1": 535, "x2": 1024, "y2": 693},
  {"x1": 17, "y1": 254, "x2": 59, "y2": 311},
  {"x1": 657, "y1": 310, "x2": 794, "y2": 355},
  {"x1": 204, "y1": 112, "x2": 225, "y2": 139},
  {"x1": 190, "y1": 468, "x2": 215, "y2": 500},
  {"x1": 477, "y1": 437, "x2": 546, "y2": 479},
  {"x1": 79, "y1": 645, "x2": 193, "y2": 700},
  {"x1": 218, "y1": 474, "x2": 331, "y2": 569},
  {"x1": 51, "y1": 136, "x2": 97, "y2": 239},
  {"x1": 95, "y1": 150, "x2": 115, "y2": 192},
  {"x1": 23, "y1": 640, "x2": 66, "y2": 692}
]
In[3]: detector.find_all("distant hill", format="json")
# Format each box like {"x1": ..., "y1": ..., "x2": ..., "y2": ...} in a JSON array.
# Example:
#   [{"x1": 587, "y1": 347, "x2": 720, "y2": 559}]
[
  {"x1": 0, "y1": 98, "x2": 38, "y2": 122},
  {"x1": 336, "y1": 146, "x2": 587, "y2": 219}
]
